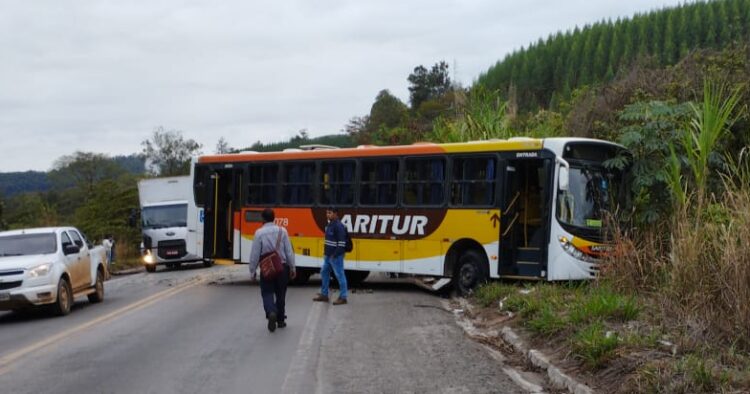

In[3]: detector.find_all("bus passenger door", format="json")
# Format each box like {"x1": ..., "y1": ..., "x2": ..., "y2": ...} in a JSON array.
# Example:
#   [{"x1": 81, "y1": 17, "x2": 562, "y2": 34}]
[
  {"x1": 210, "y1": 168, "x2": 240, "y2": 262},
  {"x1": 231, "y1": 170, "x2": 243, "y2": 261},
  {"x1": 500, "y1": 158, "x2": 551, "y2": 278},
  {"x1": 499, "y1": 162, "x2": 519, "y2": 276},
  {"x1": 202, "y1": 171, "x2": 217, "y2": 260}
]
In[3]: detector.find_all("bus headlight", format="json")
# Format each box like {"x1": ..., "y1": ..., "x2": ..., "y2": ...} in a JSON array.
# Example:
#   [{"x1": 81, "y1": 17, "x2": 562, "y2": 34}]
[
  {"x1": 558, "y1": 236, "x2": 597, "y2": 263},
  {"x1": 29, "y1": 263, "x2": 52, "y2": 278}
]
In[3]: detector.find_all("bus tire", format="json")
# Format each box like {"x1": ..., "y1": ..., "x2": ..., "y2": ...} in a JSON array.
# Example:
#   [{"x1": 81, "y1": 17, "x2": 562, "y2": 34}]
[
  {"x1": 454, "y1": 250, "x2": 488, "y2": 296},
  {"x1": 345, "y1": 270, "x2": 370, "y2": 288},
  {"x1": 290, "y1": 268, "x2": 313, "y2": 286}
]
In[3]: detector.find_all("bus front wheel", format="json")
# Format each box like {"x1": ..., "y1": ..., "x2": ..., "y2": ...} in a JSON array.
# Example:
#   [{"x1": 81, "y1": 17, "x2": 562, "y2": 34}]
[{"x1": 454, "y1": 250, "x2": 488, "y2": 296}]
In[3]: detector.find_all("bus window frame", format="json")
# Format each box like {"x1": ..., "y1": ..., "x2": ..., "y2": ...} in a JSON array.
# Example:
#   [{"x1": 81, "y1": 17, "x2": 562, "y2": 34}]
[
  {"x1": 447, "y1": 153, "x2": 501, "y2": 208},
  {"x1": 280, "y1": 160, "x2": 317, "y2": 207},
  {"x1": 319, "y1": 159, "x2": 357, "y2": 208},
  {"x1": 193, "y1": 164, "x2": 211, "y2": 208},
  {"x1": 402, "y1": 155, "x2": 448, "y2": 208},
  {"x1": 246, "y1": 162, "x2": 280, "y2": 206},
  {"x1": 358, "y1": 157, "x2": 401, "y2": 207}
]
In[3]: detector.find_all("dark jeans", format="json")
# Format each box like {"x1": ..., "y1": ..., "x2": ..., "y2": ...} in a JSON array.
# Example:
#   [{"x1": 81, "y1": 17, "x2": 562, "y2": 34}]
[{"x1": 259, "y1": 264, "x2": 289, "y2": 322}]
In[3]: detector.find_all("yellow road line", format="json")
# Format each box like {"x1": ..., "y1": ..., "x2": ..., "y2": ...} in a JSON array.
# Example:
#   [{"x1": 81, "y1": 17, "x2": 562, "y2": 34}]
[{"x1": 0, "y1": 277, "x2": 205, "y2": 375}]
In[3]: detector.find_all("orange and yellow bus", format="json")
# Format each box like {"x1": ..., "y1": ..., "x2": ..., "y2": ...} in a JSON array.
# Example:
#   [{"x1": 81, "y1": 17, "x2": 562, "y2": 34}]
[{"x1": 188, "y1": 137, "x2": 626, "y2": 294}]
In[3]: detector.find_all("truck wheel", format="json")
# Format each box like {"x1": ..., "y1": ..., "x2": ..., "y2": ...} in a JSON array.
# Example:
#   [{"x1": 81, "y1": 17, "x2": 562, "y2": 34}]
[
  {"x1": 145, "y1": 264, "x2": 156, "y2": 273},
  {"x1": 51, "y1": 278, "x2": 72, "y2": 316},
  {"x1": 454, "y1": 250, "x2": 488, "y2": 297},
  {"x1": 88, "y1": 269, "x2": 104, "y2": 303}
]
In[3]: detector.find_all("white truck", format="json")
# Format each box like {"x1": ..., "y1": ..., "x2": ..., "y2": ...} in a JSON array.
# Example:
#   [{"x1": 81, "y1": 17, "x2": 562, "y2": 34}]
[
  {"x1": 137, "y1": 176, "x2": 208, "y2": 273},
  {"x1": 0, "y1": 227, "x2": 107, "y2": 316}
]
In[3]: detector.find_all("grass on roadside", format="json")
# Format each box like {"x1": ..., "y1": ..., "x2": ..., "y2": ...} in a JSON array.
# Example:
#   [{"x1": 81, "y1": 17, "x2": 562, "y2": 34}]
[
  {"x1": 473, "y1": 281, "x2": 640, "y2": 368},
  {"x1": 472, "y1": 281, "x2": 750, "y2": 391},
  {"x1": 571, "y1": 321, "x2": 620, "y2": 367}
]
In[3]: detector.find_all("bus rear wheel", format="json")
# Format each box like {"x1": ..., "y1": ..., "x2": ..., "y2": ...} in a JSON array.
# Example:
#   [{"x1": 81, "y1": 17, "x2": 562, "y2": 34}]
[
  {"x1": 290, "y1": 268, "x2": 314, "y2": 286},
  {"x1": 345, "y1": 270, "x2": 370, "y2": 288},
  {"x1": 454, "y1": 250, "x2": 488, "y2": 296}
]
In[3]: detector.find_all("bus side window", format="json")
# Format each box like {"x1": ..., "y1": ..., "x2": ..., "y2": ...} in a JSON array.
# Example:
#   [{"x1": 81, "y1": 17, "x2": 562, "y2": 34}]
[
  {"x1": 193, "y1": 165, "x2": 209, "y2": 207},
  {"x1": 283, "y1": 162, "x2": 315, "y2": 205},
  {"x1": 360, "y1": 160, "x2": 398, "y2": 206},
  {"x1": 248, "y1": 164, "x2": 278, "y2": 205},
  {"x1": 404, "y1": 157, "x2": 445, "y2": 206},
  {"x1": 320, "y1": 161, "x2": 355, "y2": 206},
  {"x1": 451, "y1": 156, "x2": 496, "y2": 207}
]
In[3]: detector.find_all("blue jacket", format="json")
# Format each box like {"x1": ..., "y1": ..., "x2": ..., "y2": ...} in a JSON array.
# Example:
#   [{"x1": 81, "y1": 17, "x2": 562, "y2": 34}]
[{"x1": 324, "y1": 219, "x2": 346, "y2": 257}]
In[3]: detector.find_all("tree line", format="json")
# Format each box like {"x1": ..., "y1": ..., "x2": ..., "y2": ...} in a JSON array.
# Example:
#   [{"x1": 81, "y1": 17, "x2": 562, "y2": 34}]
[{"x1": 477, "y1": 0, "x2": 750, "y2": 112}]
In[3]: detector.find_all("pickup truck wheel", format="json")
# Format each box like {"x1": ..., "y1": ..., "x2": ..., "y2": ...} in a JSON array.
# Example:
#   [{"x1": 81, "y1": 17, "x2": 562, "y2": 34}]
[
  {"x1": 88, "y1": 269, "x2": 104, "y2": 303},
  {"x1": 51, "y1": 278, "x2": 72, "y2": 316},
  {"x1": 145, "y1": 264, "x2": 156, "y2": 273}
]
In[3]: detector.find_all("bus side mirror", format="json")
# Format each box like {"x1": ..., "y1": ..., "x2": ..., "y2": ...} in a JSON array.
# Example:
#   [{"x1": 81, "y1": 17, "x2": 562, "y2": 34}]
[{"x1": 559, "y1": 167, "x2": 569, "y2": 191}]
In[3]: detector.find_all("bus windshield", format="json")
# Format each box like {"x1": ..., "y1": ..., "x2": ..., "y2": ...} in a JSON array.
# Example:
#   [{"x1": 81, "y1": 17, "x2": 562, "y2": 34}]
[
  {"x1": 0, "y1": 233, "x2": 57, "y2": 256},
  {"x1": 557, "y1": 165, "x2": 622, "y2": 231},
  {"x1": 142, "y1": 204, "x2": 188, "y2": 229}
]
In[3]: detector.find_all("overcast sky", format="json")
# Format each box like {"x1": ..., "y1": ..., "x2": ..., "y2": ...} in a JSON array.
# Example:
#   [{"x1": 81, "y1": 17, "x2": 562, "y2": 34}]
[{"x1": 0, "y1": 0, "x2": 685, "y2": 172}]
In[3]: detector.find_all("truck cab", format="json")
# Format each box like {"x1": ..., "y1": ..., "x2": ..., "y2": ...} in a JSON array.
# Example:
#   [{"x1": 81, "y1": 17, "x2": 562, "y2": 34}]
[{"x1": 138, "y1": 177, "x2": 208, "y2": 272}]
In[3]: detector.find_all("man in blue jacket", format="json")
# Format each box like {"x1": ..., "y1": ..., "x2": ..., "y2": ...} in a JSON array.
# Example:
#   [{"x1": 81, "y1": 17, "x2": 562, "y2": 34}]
[{"x1": 313, "y1": 207, "x2": 348, "y2": 305}]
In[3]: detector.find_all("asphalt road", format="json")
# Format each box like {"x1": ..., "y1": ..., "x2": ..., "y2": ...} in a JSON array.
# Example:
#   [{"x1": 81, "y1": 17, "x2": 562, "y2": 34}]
[{"x1": 0, "y1": 265, "x2": 526, "y2": 394}]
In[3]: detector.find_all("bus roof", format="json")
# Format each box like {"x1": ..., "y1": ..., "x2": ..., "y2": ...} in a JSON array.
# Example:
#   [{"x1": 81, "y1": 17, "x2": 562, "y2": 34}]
[{"x1": 198, "y1": 138, "x2": 551, "y2": 164}]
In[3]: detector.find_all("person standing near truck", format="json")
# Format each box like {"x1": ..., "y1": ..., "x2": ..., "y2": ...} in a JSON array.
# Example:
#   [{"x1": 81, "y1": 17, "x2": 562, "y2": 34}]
[{"x1": 102, "y1": 235, "x2": 114, "y2": 268}]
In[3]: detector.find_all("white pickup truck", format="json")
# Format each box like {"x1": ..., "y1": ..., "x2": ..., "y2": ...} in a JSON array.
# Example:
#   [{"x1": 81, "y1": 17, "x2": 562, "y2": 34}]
[{"x1": 0, "y1": 227, "x2": 108, "y2": 316}]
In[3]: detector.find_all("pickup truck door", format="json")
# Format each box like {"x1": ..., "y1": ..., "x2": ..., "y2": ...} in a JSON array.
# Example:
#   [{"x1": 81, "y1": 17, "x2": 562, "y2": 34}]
[
  {"x1": 60, "y1": 232, "x2": 82, "y2": 289},
  {"x1": 67, "y1": 230, "x2": 92, "y2": 290}
]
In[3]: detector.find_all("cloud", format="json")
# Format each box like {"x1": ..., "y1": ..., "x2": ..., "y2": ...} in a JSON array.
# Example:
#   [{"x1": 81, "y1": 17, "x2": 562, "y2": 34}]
[{"x1": 0, "y1": 0, "x2": 683, "y2": 171}]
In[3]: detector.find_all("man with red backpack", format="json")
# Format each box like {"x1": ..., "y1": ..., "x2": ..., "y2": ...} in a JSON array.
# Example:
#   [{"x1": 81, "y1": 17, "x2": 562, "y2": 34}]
[
  {"x1": 313, "y1": 207, "x2": 348, "y2": 305},
  {"x1": 249, "y1": 208, "x2": 296, "y2": 332}
]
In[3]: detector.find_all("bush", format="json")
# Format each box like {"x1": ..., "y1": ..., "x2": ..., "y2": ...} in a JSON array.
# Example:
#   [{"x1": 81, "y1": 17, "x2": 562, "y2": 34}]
[{"x1": 572, "y1": 321, "x2": 620, "y2": 368}]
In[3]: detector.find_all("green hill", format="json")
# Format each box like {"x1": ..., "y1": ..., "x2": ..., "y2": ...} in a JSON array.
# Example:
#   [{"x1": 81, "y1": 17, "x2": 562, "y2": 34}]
[
  {"x1": 477, "y1": 0, "x2": 750, "y2": 112},
  {"x1": 0, "y1": 171, "x2": 50, "y2": 197}
]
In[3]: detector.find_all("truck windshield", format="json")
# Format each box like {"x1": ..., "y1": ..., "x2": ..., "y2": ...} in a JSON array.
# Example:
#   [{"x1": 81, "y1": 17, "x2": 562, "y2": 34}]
[
  {"x1": 142, "y1": 204, "x2": 188, "y2": 229},
  {"x1": 0, "y1": 233, "x2": 57, "y2": 256}
]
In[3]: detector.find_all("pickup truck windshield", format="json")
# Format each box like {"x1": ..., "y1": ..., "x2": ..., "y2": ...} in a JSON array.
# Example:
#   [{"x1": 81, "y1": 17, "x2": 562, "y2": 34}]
[
  {"x1": 0, "y1": 233, "x2": 57, "y2": 256},
  {"x1": 142, "y1": 204, "x2": 188, "y2": 229}
]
